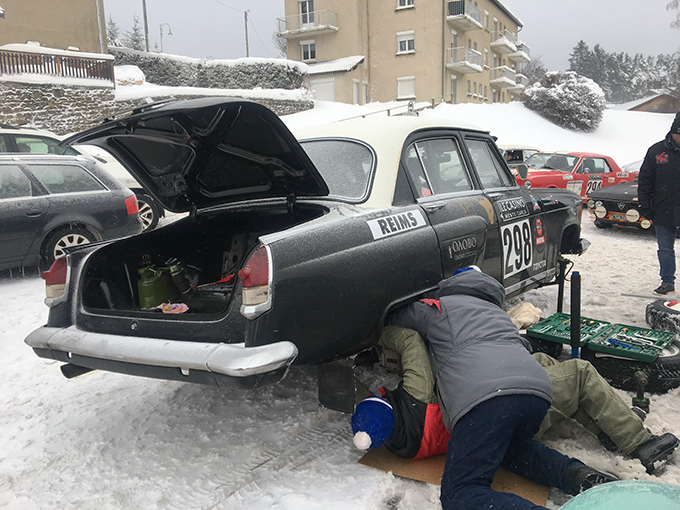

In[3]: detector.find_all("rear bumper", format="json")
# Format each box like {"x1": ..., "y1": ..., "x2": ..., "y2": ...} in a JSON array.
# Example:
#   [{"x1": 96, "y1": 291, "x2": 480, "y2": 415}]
[{"x1": 25, "y1": 326, "x2": 298, "y2": 385}]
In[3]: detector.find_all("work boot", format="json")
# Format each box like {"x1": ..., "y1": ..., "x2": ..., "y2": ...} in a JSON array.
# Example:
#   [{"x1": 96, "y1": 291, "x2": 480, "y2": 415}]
[
  {"x1": 654, "y1": 283, "x2": 675, "y2": 295},
  {"x1": 631, "y1": 433, "x2": 680, "y2": 474},
  {"x1": 567, "y1": 463, "x2": 618, "y2": 494}
]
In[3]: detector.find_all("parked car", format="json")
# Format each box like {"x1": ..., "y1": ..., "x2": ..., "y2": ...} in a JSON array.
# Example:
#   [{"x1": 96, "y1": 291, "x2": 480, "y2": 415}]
[
  {"x1": 0, "y1": 154, "x2": 143, "y2": 271},
  {"x1": 516, "y1": 151, "x2": 636, "y2": 200},
  {"x1": 585, "y1": 160, "x2": 651, "y2": 230},
  {"x1": 0, "y1": 124, "x2": 164, "y2": 230},
  {"x1": 25, "y1": 98, "x2": 587, "y2": 405},
  {"x1": 498, "y1": 144, "x2": 540, "y2": 170}
]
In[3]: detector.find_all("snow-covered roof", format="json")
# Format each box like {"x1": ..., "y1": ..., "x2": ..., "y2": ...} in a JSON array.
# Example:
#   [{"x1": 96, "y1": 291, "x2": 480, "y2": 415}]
[
  {"x1": 609, "y1": 90, "x2": 678, "y2": 111},
  {"x1": 491, "y1": 0, "x2": 522, "y2": 28},
  {"x1": 306, "y1": 56, "x2": 365, "y2": 76},
  {"x1": 0, "y1": 43, "x2": 113, "y2": 60}
]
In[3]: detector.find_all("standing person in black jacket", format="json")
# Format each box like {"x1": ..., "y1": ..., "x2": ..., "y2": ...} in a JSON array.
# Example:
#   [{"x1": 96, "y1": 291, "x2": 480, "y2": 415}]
[{"x1": 638, "y1": 112, "x2": 680, "y2": 295}]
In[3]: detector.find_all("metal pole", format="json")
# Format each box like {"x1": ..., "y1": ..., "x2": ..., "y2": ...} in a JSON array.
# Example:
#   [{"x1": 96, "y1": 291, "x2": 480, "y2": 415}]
[
  {"x1": 244, "y1": 11, "x2": 249, "y2": 57},
  {"x1": 142, "y1": 0, "x2": 150, "y2": 52},
  {"x1": 570, "y1": 271, "x2": 581, "y2": 359}
]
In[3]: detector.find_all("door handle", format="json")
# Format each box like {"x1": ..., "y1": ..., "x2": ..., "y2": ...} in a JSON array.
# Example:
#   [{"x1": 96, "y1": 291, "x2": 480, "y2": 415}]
[
  {"x1": 422, "y1": 204, "x2": 445, "y2": 213},
  {"x1": 25, "y1": 211, "x2": 42, "y2": 217}
]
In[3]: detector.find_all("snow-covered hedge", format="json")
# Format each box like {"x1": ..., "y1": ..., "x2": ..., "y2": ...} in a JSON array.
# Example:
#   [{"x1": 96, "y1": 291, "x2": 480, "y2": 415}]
[
  {"x1": 521, "y1": 71, "x2": 606, "y2": 132},
  {"x1": 109, "y1": 47, "x2": 307, "y2": 91}
]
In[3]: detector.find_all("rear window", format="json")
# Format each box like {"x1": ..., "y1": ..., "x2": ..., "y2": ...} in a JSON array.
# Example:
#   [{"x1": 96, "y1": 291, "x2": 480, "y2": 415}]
[
  {"x1": 14, "y1": 135, "x2": 79, "y2": 156},
  {"x1": 300, "y1": 139, "x2": 373, "y2": 200},
  {"x1": 28, "y1": 164, "x2": 106, "y2": 194}
]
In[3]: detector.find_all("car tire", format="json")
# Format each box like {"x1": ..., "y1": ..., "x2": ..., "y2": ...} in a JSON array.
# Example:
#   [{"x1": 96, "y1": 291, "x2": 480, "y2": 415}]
[
  {"x1": 41, "y1": 227, "x2": 96, "y2": 271},
  {"x1": 593, "y1": 220, "x2": 612, "y2": 229},
  {"x1": 135, "y1": 192, "x2": 161, "y2": 231},
  {"x1": 580, "y1": 299, "x2": 680, "y2": 393}
]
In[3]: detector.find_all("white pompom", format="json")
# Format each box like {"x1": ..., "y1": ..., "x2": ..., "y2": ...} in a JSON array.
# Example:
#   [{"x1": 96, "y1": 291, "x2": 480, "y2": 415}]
[{"x1": 353, "y1": 431, "x2": 372, "y2": 450}]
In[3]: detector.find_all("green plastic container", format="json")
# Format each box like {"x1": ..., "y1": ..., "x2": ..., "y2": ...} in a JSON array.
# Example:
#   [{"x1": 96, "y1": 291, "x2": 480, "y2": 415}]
[
  {"x1": 561, "y1": 480, "x2": 680, "y2": 510},
  {"x1": 137, "y1": 265, "x2": 170, "y2": 309}
]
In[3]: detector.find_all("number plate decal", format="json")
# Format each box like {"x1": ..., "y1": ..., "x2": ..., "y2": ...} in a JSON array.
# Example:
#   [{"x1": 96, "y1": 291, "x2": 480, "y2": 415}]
[{"x1": 501, "y1": 219, "x2": 533, "y2": 278}]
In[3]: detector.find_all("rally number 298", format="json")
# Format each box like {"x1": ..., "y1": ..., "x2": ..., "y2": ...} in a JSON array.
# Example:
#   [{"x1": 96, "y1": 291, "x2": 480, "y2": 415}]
[{"x1": 501, "y1": 219, "x2": 533, "y2": 278}]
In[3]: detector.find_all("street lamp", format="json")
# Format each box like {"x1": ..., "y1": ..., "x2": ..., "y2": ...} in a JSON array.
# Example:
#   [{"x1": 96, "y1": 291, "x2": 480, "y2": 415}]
[{"x1": 159, "y1": 23, "x2": 173, "y2": 53}]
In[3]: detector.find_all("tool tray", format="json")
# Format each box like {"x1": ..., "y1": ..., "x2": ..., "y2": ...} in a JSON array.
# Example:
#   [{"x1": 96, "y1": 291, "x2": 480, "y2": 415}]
[
  {"x1": 526, "y1": 313, "x2": 676, "y2": 362},
  {"x1": 525, "y1": 313, "x2": 609, "y2": 347}
]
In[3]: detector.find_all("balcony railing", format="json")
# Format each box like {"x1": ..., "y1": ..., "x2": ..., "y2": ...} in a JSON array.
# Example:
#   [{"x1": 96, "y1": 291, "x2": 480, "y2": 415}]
[
  {"x1": 447, "y1": 0, "x2": 483, "y2": 31},
  {"x1": 490, "y1": 29, "x2": 517, "y2": 54},
  {"x1": 0, "y1": 48, "x2": 114, "y2": 85},
  {"x1": 509, "y1": 41, "x2": 531, "y2": 63},
  {"x1": 508, "y1": 73, "x2": 528, "y2": 93},
  {"x1": 277, "y1": 10, "x2": 339, "y2": 36},
  {"x1": 446, "y1": 47, "x2": 482, "y2": 74},
  {"x1": 490, "y1": 66, "x2": 516, "y2": 88}
]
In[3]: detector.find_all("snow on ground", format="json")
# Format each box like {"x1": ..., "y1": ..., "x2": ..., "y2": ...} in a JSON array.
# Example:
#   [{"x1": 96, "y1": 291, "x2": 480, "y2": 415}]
[{"x1": 2, "y1": 101, "x2": 679, "y2": 509}]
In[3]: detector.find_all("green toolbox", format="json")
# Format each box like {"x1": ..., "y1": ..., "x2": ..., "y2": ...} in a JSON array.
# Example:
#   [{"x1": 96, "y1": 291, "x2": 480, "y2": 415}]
[{"x1": 526, "y1": 312, "x2": 676, "y2": 362}]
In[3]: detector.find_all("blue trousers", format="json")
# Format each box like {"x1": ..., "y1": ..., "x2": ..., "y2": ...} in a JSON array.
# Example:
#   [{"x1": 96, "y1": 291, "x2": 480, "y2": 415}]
[
  {"x1": 655, "y1": 225, "x2": 677, "y2": 285},
  {"x1": 440, "y1": 394, "x2": 580, "y2": 510}
]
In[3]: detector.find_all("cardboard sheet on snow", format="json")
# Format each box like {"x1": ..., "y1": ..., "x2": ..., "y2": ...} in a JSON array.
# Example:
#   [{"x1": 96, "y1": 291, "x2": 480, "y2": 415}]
[{"x1": 358, "y1": 446, "x2": 550, "y2": 506}]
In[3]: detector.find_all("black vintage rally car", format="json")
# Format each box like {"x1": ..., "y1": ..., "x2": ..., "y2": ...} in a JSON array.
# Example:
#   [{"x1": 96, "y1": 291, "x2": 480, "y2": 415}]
[{"x1": 25, "y1": 98, "x2": 587, "y2": 399}]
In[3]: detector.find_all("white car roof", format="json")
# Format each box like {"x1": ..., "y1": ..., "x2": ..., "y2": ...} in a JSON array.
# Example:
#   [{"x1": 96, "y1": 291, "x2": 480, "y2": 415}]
[{"x1": 294, "y1": 115, "x2": 489, "y2": 209}]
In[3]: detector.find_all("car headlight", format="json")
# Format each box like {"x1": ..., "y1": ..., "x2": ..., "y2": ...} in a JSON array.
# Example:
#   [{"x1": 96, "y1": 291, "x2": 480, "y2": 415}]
[
  {"x1": 523, "y1": 180, "x2": 532, "y2": 189},
  {"x1": 587, "y1": 199, "x2": 595, "y2": 209},
  {"x1": 595, "y1": 205, "x2": 607, "y2": 218},
  {"x1": 640, "y1": 219, "x2": 652, "y2": 229},
  {"x1": 626, "y1": 209, "x2": 640, "y2": 222}
]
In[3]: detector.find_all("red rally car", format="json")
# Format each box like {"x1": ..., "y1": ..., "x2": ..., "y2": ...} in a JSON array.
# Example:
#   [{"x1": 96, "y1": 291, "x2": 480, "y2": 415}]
[{"x1": 515, "y1": 151, "x2": 636, "y2": 200}]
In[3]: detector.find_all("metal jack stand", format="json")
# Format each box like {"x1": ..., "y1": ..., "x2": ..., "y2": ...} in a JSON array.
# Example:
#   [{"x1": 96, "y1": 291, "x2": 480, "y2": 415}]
[
  {"x1": 570, "y1": 271, "x2": 581, "y2": 359},
  {"x1": 632, "y1": 371, "x2": 651, "y2": 414}
]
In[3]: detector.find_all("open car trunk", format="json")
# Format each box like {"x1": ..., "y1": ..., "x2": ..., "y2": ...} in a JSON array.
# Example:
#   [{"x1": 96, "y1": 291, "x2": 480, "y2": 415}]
[{"x1": 79, "y1": 204, "x2": 326, "y2": 327}]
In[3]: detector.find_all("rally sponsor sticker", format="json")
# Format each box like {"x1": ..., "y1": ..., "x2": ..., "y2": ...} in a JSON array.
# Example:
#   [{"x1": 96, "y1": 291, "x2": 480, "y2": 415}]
[
  {"x1": 367, "y1": 209, "x2": 427, "y2": 239},
  {"x1": 497, "y1": 197, "x2": 528, "y2": 221}
]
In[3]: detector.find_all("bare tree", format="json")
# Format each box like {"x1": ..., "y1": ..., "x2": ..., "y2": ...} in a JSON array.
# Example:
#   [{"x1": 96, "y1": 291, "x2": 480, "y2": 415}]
[
  {"x1": 667, "y1": 0, "x2": 680, "y2": 29},
  {"x1": 272, "y1": 30, "x2": 287, "y2": 58}
]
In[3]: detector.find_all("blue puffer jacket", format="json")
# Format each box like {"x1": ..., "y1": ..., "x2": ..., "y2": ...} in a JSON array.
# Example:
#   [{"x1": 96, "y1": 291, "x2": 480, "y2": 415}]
[{"x1": 389, "y1": 270, "x2": 553, "y2": 431}]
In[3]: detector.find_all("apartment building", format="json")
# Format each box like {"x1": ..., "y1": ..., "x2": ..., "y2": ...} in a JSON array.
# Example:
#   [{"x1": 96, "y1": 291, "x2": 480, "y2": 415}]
[{"x1": 277, "y1": 0, "x2": 531, "y2": 105}]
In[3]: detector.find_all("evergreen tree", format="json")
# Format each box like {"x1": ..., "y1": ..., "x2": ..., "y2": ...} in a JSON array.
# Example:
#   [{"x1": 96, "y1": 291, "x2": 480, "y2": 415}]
[
  {"x1": 521, "y1": 71, "x2": 606, "y2": 132},
  {"x1": 668, "y1": 0, "x2": 680, "y2": 29},
  {"x1": 107, "y1": 14, "x2": 121, "y2": 47},
  {"x1": 568, "y1": 40, "x2": 592, "y2": 76},
  {"x1": 123, "y1": 15, "x2": 146, "y2": 52}
]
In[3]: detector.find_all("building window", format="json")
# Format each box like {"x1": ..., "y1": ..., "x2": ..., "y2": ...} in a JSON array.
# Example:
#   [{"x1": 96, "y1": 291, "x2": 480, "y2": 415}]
[
  {"x1": 397, "y1": 0, "x2": 414, "y2": 8},
  {"x1": 484, "y1": 49, "x2": 488, "y2": 68},
  {"x1": 397, "y1": 30, "x2": 415, "y2": 54},
  {"x1": 300, "y1": 0, "x2": 314, "y2": 26},
  {"x1": 353, "y1": 79, "x2": 360, "y2": 105},
  {"x1": 450, "y1": 75, "x2": 457, "y2": 103},
  {"x1": 484, "y1": 11, "x2": 489, "y2": 31},
  {"x1": 484, "y1": 86, "x2": 488, "y2": 100},
  {"x1": 467, "y1": 80, "x2": 471, "y2": 96},
  {"x1": 363, "y1": 82, "x2": 369, "y2": 104},
  {"x1": 300, "y1": 40, "x2": 316, "y2": 61},
  {"x1": 397, "y1": 76, "x2": 415, "y2": 99}
]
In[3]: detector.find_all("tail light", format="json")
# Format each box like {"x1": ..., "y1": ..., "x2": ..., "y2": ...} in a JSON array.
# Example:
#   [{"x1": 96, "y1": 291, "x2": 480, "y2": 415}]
[
  {"x1": 238, "y1": 245, "x2": 272, "y2": 317},
  {"x1": 124, "y1": 195, "x2": 139, "y2": 215},
  {"x1": 42, "y1": 256, "x2": 68, "y2": 300}
]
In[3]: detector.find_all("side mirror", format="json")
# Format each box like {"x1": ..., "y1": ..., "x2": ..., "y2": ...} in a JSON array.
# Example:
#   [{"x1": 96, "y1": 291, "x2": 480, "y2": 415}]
[{"x1": 517, "y1": 164, "x2": 528, "y2": 180}]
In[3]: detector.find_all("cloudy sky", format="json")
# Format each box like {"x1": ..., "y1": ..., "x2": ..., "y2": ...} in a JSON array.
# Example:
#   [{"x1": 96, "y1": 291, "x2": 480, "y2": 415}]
[{"x1": 104, "y1": 0, "x2": 680, "y2": 69}]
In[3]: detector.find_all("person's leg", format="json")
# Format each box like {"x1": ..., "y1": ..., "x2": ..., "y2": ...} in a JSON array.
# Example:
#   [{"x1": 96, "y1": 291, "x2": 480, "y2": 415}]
[
  {"x1": 542, "y1": 358, "x2": 650, "y2": 454},
  {"x1": 441, "y1": 395, "x2": 561, "y2": 510},
  {"x1": 655, "y1": 225, "x2": 677, "y2": 285}
]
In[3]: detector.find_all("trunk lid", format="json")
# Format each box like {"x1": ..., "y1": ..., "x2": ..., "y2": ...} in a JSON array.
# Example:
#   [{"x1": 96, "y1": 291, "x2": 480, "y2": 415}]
[{"x1": 61, "y1": 97, "x2": 329, "y2": 213}]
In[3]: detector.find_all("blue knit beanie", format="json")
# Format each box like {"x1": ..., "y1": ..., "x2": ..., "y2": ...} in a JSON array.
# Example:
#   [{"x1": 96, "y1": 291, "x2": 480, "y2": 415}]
[{"x1": 351, "y1": 396, "x2": 394, "y2": 450}]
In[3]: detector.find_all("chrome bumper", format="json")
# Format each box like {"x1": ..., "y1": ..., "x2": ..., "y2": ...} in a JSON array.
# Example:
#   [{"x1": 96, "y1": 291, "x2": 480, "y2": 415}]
[{"x1": 25, "y1": 326, "x2": 298, "y2": 378}]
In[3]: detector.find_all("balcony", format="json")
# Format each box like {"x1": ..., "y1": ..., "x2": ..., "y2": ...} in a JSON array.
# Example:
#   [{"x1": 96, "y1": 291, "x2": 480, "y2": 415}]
[
  {"x1": 0, "y1": 46, "x2": 114, "y2": 86},
  {"x1": 446, "y1": 46, "x2": 482, "y2": 74},
  {"x1": 447, "y1": 0, "x2": 483, "y2": 31},
  {"x1": 490, "y1": 66, "x2": 516, "y2": 89},
  {"x1": 509, "y1": 42, "x2": 531, "y2": 64},
  {"x1": 490, "y1": 29, "x2": 517, "y2": 54},
  {"x1": 507, "y1": 73, "x2": 528, "y2": 94},
  {"x1": 277, "y1": 10, "x2": 339, "y2": 39}
]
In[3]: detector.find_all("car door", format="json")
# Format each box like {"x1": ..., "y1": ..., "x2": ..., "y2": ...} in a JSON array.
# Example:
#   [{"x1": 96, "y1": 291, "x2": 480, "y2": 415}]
[
  {"x1": 401, "y1": 133, "x2": 491, "y2": 278},
  {"x1": 461, "y1": 135, "x2": 551, "y2": 294},
  {"x1": 576, "y1": 156, "x2": 613, "y2": 196},
  {"x1": 0, "y1": 165, "x2": 49, "y2": 267}
]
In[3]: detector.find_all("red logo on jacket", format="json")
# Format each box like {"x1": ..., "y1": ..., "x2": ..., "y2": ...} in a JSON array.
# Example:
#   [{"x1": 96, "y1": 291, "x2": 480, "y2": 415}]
[{"x1": 657, "y1": 152, "x2": 669, "y2": 164}]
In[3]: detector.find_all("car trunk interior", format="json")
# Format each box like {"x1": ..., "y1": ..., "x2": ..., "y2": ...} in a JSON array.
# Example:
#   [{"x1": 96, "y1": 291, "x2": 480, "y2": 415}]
[{"x1": 80, "y1": 204, "x2": 327, "y2": 318}]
